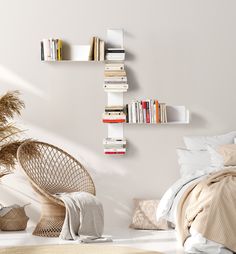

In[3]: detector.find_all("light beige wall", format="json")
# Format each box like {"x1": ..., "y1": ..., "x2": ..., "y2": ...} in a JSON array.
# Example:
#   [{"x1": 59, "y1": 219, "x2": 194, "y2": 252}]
[{"x1": 0, "y1": 0, "x2": 236, "y2": 231}]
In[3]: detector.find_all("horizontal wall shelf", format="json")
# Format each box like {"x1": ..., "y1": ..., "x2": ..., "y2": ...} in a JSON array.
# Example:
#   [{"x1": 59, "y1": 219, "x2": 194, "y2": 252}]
[
  {"x1": 126, "y1": 122, "x2": 189, "y2": 125},
  {"x1": 41, "y1": 60, "x2": 104, "y2": 62}
]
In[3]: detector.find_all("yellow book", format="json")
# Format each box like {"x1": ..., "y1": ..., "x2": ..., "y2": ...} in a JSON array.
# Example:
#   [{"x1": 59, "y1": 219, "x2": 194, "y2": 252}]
[{"x1": 58, "y1": 39, "x2": 62, "y2": 60}]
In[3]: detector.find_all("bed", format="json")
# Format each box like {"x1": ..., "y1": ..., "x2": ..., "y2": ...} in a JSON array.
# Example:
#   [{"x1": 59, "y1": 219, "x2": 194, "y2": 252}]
[{"x1": 156, "y1": 131, "x2": 236, "y2": 254}]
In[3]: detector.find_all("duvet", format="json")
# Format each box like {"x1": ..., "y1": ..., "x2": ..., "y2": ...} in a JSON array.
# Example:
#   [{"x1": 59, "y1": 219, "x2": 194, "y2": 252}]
[
  {"x1": 177, "y1": 168, "x2": 236, "y2": 253},
  {"x1": 157, "y1": 168, "x2": 236, "y2": 253}
]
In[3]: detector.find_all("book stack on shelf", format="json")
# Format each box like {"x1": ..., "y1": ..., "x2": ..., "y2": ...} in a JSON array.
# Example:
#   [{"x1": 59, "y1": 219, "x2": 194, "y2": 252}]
[
  {"x1": 89, "y1": 37, "x2": 105, "y2": 61},
  {"x1": 41, "y1": 38, "x2": 62, "y2": 61},
  {"x1": 102, "y1": 106, "x2": 126, "y2": 123},
  {"x1": 103, "y1": 138, "x2": 126, "y2": 155},
  {"x1": 125, "y1": 100, "x2": 167, "y2": 124},
  {"x1": 103, "y1": 63, "x2": 128, "y2": 92},
  {"x1": 106, "y1": 48, "x2": 125, "y2": 61}
]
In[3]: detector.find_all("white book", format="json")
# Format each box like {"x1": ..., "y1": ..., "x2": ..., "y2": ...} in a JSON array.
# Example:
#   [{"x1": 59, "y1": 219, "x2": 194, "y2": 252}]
[
  {"x1": 135, "y1": 102, "x2": 139, "y2": 123},
  {"x1": 99, "y1": 40, "x2": 105, "y2": 61},
  {"x1": 106, "y1": 55, "x2": 125, "y2": 61},
  {"x1": 103, "y1": 115, "x2": 126, "y2": 120},
  {"x1": 139, "y1": 102, "x2": 143, "y2": 124},
  {"x1": 49, "y1": 38, "x2": 55, "y2": 60},
  {"x1": 153, "y1": 101, "x2": 156, "y2": 123},
  {"x1": 103, "y1": 84, "x2": 128, "y2": 88},
  {"x1": 42, "y1": 39, "x2": 51, "y2": 60},
  {"x1": 128, "y1": 104, "x2": 132, "y2": 123},
  {"x1": 104, "y1": 148, "x2": 126, "y2": 152},
  {"x1": 131, "y1": 101, "x2": 136, "y2": 123},
  {"x1": 103, "y1": 139, "x2": 126, "y2": 144},
  {"x1": 105, "y1": 64, "x2": 124, "y2": 71}
]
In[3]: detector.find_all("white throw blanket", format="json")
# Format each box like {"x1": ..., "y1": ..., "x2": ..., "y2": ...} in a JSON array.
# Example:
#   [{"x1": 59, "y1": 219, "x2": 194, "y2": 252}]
[{"x1": 56, "y1": 192, "x2": 104, "y2": 240}]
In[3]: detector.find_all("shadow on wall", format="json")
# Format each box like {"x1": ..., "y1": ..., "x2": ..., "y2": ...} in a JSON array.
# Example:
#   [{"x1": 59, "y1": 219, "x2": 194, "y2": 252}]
[
  {"x1": 126, "y1": 65, "x2": 140, "y2": 92},
  {"x1": 0, "y1": 65, "x2": 47, "y2": 99},
  {"x1": 189, "y1": 112, "x2": 208, "y2": 129}
]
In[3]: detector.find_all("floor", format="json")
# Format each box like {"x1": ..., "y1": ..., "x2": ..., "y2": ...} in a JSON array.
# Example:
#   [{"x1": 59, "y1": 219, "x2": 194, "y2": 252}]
[{"x1": 0, "y1": 227, "x2": 184, "y2": 254}]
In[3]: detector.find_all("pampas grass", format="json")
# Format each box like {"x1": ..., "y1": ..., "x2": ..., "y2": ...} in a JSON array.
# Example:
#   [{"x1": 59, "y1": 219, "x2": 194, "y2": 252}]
[{"x1": 0, "y1": 91, "x2": 26, "y2": 177}]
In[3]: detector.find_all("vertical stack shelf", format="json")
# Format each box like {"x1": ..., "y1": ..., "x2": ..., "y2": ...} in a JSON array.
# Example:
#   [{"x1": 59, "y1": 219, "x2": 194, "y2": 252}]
[{"x1": 103, "y1": 29, "x2": 127, "y2": 155}]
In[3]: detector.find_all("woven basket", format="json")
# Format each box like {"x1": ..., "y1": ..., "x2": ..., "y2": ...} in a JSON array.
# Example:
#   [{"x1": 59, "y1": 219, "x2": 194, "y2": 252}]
[{"x1": 0, "y1": 206, "x2": 29, "y2": 231}]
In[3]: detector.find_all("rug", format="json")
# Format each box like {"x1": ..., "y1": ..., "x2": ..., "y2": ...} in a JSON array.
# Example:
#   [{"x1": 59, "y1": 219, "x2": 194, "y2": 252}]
[{"x1": 0, "y1": 244, "x2": 163, "y2": 254}]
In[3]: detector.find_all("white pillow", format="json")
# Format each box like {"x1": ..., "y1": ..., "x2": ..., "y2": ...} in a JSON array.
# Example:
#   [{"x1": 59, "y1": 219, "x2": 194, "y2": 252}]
[
  {"x1": 234, "y1": 138, "x2": 236, "y2": 144},
  {"x1": 207, "y1": 146, "x2": 224, "y2": 168},
  {"x1": 183, "y1": 131, "x2": 236, "y2": 150},
  {"x1": 176, "y1": 148, "x2": 211, "y2": 177}
]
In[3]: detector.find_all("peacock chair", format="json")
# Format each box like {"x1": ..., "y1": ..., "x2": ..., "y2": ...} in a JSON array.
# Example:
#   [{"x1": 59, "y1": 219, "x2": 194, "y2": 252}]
[{"x1": 17, "y1": 141, "x2": 96, "y2": 237}]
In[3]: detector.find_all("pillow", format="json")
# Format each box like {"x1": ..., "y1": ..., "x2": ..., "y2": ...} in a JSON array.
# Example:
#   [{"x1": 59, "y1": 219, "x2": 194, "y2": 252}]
[
  {"x1": 183, "y1": 131, "x2": 236, "y2": 150},
  {"x1": 208, "y1": 144, "x2": 236, "y2": 167},
  {"x1": 207, "y1": 145, "x2": 224, "y2": 168},
  {"x1": 176, "y1": 148, "x2": 211, "y2": 177},
  {"x1": 130, "y1": 199, "x2": 169, "y2": 230}
]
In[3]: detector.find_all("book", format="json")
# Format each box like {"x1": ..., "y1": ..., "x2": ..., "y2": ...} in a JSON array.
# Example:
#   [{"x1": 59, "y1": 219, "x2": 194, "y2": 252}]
[
  {"x1": 103, "y1": 119, "x2": 126, "y2": 123},
  {"x1": 105, "y1": 63, "x2": 124, "y2": 71},
  {"x1": 58, "y1": 39, "x2": 62, "y2": 60},
  {"x1": 155, "y1": 100, "x2": 159, "y2": 123},
  {"x1": 42, "y1": 39, "x2": 51, "y2": 60},
  {"x1": 103, "y1": 84, "x2": 128, "y2": 88},
  {"x1": 104, "y1": 71, "x2": 126, "y2": 77},
  {"x1": 40, "y1": 41, "x2": 44, "y2": 60},
  {"x1": 99, "y1": 40, "x2": 105, "y2": 61},
  {"x1": 103, "y1": 138, "x2": 126, "y2": 145},
  {"x1": 104, "y1": 151, "x2": 126, "y2": 155},
  {"x1": 89, "y1": 37, "x2": 95, "y2": 60},
  {"x1": 106, "y1": 48, "x2": 125, "y2": 53},
  {"x1": 104, "y1": 148, "x2": 126, "y2": 152}
]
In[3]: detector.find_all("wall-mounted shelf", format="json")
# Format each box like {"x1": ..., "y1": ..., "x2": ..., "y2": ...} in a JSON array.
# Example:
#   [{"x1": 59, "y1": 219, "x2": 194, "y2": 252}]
[
  {"x1": 40, "y1": 37, "x2": 105, "y2": 61},
  {"x1": 41, "y1": 60, "x2": 104, "y2": 62},
  {"x1": 40, "y1": 30, "x2": 190, "y2": 156}
]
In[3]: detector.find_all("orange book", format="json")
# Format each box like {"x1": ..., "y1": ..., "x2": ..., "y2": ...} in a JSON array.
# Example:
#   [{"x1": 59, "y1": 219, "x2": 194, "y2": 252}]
[{"x1": 155, "y1": 100, "x2": 159, "y2": 123}]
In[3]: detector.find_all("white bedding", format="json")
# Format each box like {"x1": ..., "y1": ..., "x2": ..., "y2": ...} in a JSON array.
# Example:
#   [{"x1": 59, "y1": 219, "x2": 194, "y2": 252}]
[{"x1": 157, "y1": 169, "x2": 233, "y2": 254}]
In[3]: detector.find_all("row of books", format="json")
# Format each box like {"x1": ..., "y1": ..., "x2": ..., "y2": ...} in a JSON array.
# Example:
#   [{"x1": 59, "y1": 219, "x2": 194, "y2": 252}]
[
  {"x1": 41, "y1": 38, "x2": 62, "y2": 61},
  {"x1": 102, "y1": 106, "x2": 126, "y2": 123},
  {"x1": 103, "y1": 138, "x2": 126, "y2": 154},
  {"x1": 89, "y1": 36, "x2": 105, "y2": 61},
  {"x1": 126, "y1": 100, "x2": 167, "y2": 124},
  {"x1": 106, "y1": 48, "x2": 125, "y2": 61},
  {"x1": 103, "y1": 63, "x2": 128, "y2": 92},
  {"x1": 102, "y1": 100, "x2": 168, "y2": 124}
]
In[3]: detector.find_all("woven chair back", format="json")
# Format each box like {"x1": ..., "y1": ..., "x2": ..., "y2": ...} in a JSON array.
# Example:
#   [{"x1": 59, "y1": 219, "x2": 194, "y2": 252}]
[{"x1": 17, "y1": 141, "x2": 96, "y2": 197}]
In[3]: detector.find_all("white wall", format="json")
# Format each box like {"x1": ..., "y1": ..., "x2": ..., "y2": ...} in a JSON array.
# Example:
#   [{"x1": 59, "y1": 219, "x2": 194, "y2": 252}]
[{"x1": 0, "y1": 0, "x2": 236, "y2": 231}]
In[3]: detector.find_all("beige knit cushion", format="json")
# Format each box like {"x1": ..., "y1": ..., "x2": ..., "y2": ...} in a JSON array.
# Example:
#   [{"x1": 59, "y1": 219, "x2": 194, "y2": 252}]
[
  {"x1": 218, "y1": 144, "x2": 236, "y2": 166},
  {"x1": 130, "y1": 199, "x2": 168, "y2": 230}
]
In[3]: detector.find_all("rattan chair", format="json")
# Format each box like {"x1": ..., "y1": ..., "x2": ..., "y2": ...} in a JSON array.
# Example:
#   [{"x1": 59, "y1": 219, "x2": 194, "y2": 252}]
[{"x1": 17, "y1": 141, "x2": 96, "y2": 237}]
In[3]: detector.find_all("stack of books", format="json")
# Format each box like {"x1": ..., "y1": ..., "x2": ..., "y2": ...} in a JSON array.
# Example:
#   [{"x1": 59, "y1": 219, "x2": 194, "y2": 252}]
[
  {"x1": 103, "y1": 63, "x2": 128, "y2": 92},
  {"x1": 89, "y1": 37, "x2": 105, "y2": 61},
  {"x1": 41, "y1": 38, "x2": 62, "y2": 61},
  {"x1": 103, "y1": 138, "x2": 127, "y2": 155},
  {"x1": 102, "y1": 106, "x2": 126, "y2": 123},
  {"x1": 125, "y1": 100, "x2": 167, "y2": 124},
  {"x1": 106, "y1": 48, "x2": 125, "y2": 61}
]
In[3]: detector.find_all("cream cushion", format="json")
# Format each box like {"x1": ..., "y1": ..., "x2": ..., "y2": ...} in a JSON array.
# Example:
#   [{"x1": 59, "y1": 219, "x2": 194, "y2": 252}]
[
  {"x1": 130, "y1": 199, "x2": 168, "y2": 230},
  {"x1": 218, "y1": 144, "x2": 236, "y2": 166}
]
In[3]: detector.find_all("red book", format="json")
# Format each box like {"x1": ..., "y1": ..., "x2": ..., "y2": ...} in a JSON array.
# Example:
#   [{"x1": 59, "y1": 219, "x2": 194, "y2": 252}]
[
  {"x1": 141, "y1": 101, "x2": 147, "y2": 123},
  {"x1": 103, "y1": 119, "x2": 126, "y2": 123},
  {"x1": 105, "y1": 152, "x2": 125, "y2": 154},
  {"x1": 146, "y1": 101, "x2": 150, "y2": 123}
]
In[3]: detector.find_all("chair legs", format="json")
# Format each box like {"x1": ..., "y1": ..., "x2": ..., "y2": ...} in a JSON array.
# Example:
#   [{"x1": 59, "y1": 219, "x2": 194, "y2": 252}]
[{"x1": 33, "y1": 193, "x2": 65, "y2": 237}]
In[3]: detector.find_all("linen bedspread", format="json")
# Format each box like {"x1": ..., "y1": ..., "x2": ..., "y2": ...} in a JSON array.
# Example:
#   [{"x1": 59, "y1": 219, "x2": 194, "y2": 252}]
[{"x1": 176, "y1": 168, "x2": 236, "y2": 252}]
